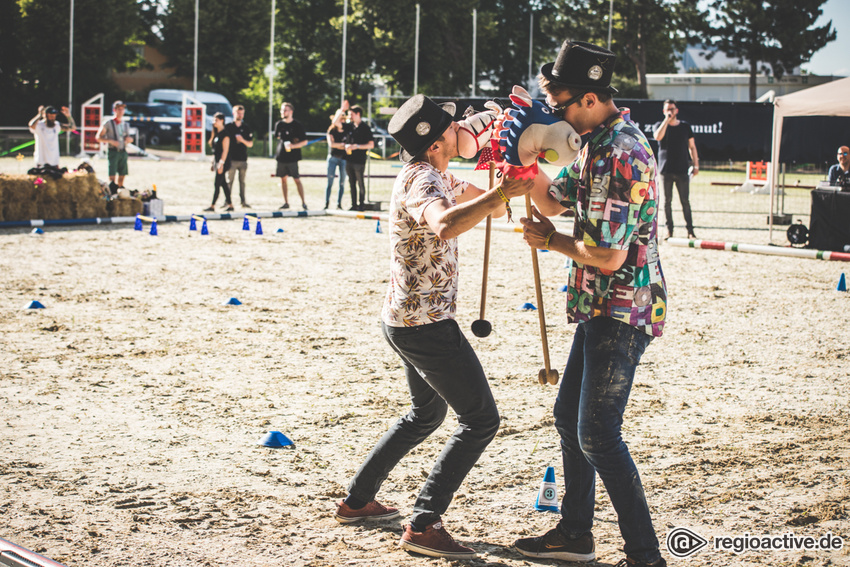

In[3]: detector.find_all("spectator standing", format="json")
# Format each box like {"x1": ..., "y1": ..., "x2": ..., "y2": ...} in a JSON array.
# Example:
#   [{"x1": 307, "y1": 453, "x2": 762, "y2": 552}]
[
  {"x1": 28, "y1": 105, "x2": 75, "y2": 167},
  {"x1": 652, "y1": 99, "x2": 699, "y2": 239},
  {"x1": 96, "y1": 101, "x2": 133, "y2": 192},
  {"x1": 325, "y1": 108, "x2": 348, "y2": 209},
  {"x1": 204, "y1": 112, "x2": 233, "y2": 212},
  {"x1": 273, "y1": 102, "x2": 308, "y2": 210},
  {"x1": 225, "y1": 105, "x2": 254, "y2": 208},
  {"x1": 828, "y1": 145, "x2": 850, "y2": 187},
  {"x1": 344, "y1": 105, "x2": 374, "y2": 211}
]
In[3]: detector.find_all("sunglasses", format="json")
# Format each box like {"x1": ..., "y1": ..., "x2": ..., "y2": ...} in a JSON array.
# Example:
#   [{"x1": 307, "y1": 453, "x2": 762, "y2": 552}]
[{"x1": 547, "y1": 91, "x2": 587, "y2": 119}]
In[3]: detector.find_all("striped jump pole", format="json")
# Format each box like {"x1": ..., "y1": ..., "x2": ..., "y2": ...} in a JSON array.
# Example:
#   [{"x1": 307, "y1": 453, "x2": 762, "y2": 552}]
[{"x1": 668, "y1": 237, "x2": 850, "y2": 263}]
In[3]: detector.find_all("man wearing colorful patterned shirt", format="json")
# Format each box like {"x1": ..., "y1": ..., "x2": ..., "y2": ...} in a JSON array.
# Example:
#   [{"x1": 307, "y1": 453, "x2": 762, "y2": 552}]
[
  {"x1": 336, "y1": 95, "x2": 530, "y2": 559},
  {"x1": 507, "y1": 41, "x2": 669, "y2": 567}
]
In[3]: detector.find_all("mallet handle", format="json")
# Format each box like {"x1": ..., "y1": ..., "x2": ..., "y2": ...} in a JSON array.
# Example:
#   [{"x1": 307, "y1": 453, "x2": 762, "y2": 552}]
[
  {"x1": 478, "y1": 163, "x2": 496, "y2": 320},
  {"x1": 525, "y1": 193, "x2": 552, "y2": 374}
]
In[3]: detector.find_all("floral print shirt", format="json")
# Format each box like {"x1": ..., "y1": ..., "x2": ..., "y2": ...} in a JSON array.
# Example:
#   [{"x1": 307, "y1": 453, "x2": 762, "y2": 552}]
[
  {"x1": 382, "y1": 162, "x2": 469, "y2": 327},
  {"x1": 549, "y1": 108, "x2": 667, "y2": 337}
]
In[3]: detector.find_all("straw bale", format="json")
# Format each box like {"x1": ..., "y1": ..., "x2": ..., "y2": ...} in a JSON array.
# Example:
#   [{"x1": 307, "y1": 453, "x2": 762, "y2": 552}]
[
  {"x1": 0, "y1": 172, "x2": 114, "y2": 222},
  {"x1": 107, "y1": 198, "x2": 143, "y2": 217},
  {"x1": 0, "y1": 176, "x2": 40, "y2": 222}
]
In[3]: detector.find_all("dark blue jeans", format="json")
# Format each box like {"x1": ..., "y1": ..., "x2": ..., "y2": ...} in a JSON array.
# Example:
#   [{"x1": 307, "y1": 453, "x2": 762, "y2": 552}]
[
  {"x1": 347, "y1": 319, "x2": 500, "y2": 527},
  {"x1": 325, "y1": 155, "x2": 346, "y2": 206},
  {"x1": 554, "y1": 317, "x2": 660, "y2": 563}
]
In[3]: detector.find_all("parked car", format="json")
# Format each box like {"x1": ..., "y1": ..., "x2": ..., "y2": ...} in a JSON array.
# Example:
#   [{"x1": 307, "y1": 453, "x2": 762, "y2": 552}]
[
  {"x1": 147, "y1": 89, "x2": 233, "y2": 134},
  {"x1": 123, "y1": 102, "x2": 182, "y2": 146}
]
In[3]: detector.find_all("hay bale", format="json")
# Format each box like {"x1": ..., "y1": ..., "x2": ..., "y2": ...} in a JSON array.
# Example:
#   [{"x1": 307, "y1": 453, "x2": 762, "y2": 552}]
[
  {"x1": 0, "y1": 176, "x2": 40, "y2": 222},
  {"x1": 38, "y1": 176, "x2": 74, "y2": 220},
  {"x1": 107, "y1": 198, "x2": 143, "y2": 217}
]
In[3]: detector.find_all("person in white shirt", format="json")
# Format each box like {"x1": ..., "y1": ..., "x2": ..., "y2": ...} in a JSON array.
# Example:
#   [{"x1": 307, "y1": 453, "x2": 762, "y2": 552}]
[{"x1": 28, "y1": 105, "x2": 75, "y2": 167}]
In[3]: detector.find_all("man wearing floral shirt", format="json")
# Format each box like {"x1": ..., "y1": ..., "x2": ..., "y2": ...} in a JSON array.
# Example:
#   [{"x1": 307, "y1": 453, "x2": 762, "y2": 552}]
[
  {"x1": 506, "y1": 41, "x2": 668, "y2": 567},
  {"x1": 335, "y1": 94, "x2": 529, "y2": 560}
]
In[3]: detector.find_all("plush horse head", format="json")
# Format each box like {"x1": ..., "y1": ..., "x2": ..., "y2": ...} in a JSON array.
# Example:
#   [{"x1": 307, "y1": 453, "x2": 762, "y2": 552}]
[
  {"x1": 499, "y1": 85, "x2": 582, "y2": 168},
  {"x1": 457, "y1": 101, "x2": 501, "y2": 159}
]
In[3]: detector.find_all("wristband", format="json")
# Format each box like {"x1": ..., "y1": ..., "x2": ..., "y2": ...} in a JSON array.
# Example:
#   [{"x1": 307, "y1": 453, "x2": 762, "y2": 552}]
[
  {"x1": 495, "y1": 186, "x2": 513, "y2": 223},
  {"x1": 543, "y1": 229, "x2": 557, "y2": 250}
]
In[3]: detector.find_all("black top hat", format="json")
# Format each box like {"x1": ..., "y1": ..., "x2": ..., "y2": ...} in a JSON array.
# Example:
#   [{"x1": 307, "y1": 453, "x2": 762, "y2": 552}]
[
  {"x1": 389, "y1": 94, "x2": 456, "y2": 162},
  {"x1": 540, "y1": 40, "x2": 618, "y2": 94}
]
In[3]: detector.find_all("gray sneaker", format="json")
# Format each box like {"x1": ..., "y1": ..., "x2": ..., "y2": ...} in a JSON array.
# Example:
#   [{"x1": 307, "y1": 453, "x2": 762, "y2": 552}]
[{"x1": 514, "y1": 528, "x2": 595, "y2": 562}]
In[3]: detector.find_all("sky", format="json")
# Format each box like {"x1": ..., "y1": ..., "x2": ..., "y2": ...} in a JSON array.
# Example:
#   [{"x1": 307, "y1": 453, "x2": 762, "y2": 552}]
[{"x1": 803, "y1": 0, "x2": 849, "y2": 76}]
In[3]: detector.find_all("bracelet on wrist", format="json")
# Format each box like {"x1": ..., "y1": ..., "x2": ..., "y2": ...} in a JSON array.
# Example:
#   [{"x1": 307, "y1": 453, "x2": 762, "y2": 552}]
[
  {"x1": 495, "y1": 186, "x2": 513, "y2": 222},
  {"x1": 543, "y1": 229, "x2": 557, "y2": 250}
]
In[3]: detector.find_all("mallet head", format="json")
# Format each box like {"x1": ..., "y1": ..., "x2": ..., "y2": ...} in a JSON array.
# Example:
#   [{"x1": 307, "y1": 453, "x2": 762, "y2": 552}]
[{"x1": 471, "y1": 319, "x2": 492, "y2": 338}]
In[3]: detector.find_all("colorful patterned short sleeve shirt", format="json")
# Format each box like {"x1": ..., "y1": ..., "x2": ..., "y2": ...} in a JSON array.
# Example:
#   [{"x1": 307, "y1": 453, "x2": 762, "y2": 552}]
[
  {"x1": 382, "y1": 162, "x2": 469, "y2": 327},
  {"x1": 549, "y1": 108, "x2": 667, "y2": 337}
]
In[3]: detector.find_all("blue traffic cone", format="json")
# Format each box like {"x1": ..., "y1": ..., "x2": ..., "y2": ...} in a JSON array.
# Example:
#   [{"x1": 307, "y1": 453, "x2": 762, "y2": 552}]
[
  {"x1": 189, "y1": 217, "x2": 197, "y2": 231},
  {"x1": 276, "y1": 228, "x2": 284, "y2": 233},
  {"x1": 201, "y1": 220, "x2": 209, "y2": 235},
  {"x1": 134, "y1": 215, "x2": 143, "y2": 231},
  {"x1": 838, "y1": 273, "x2": 847, "y2": 292},
  {"x1": 255, "y1": 220, "x2": 263, "y2": 235},
  {"x1": 376, "y1": 220, "x2": 382, "y2": 233},
  {"x1": 24, "y1": 300, "x2": 45, "y2": 310},
  {"x1": 520, "y1": 302, "x2": 537, "y2": 311},
  {"x1": 559, "y1": 284, "x2": 569, "y2": 292},
  {"x1": 149, "y1": 219, "x2": 158, "y2": 236},
  {"x1": 534, "y1": 466, "x2": 559, "y2": 512},
  {"x1": 243, "y1": 216, "x2": 250, "y2": 231},
  {"x1": 223, "y1": 297, "x2": 242, "y2": 305},
  {"x1": 258, "y1": 431, "x2": 294, "y2": 448},
  {"x1": 31, "y1": 227, "x2": 44, "y2": 235}
]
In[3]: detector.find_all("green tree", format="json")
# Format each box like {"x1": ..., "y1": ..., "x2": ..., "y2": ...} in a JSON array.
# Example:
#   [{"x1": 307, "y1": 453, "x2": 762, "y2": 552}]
[
  {"x1": 706, "y1": 0, "x2": 836, "y2": 101},
  {"x1": 15, "y1": 0, "x2": 143, "y2": 110}
]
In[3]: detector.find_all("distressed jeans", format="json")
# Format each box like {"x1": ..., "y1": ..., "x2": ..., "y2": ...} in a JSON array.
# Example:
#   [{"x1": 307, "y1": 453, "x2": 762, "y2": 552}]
[
  {"x1": 347, "y1": 319, "x2": 500, "y2": 527},
  {"x1": 554, "y1": 316, "x2": 661, "y2": 563},
  {"x1": 325, "y1": 156, "x2": 347, "y2": 206}
]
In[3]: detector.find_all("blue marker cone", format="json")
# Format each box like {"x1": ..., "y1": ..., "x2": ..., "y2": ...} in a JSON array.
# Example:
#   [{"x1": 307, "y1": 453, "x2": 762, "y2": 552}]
[
  {"x1": 559, "y1": 284, "x2": 569, "y2": 292},
  {"x1": 376, "y1": 220, "x2": 382, "y2": 233},
  {"x1": 201, "y1": 220, "x2": 209, "y2": 235},
  {"x1": 534, "y1": 466, "x2": 559, "y2": 512},
  {"x1": 255, "y1": 220, "x2": 263, "y2": 235},
  {"x1": 134, "y1": 215, "x2": 143, "y2": 231},
  {"x1": 520, "y1": 302, "x2": 537, "y2": 311},
  {"x1": 149, "y1": 219, "x2": 158, "y2": 236},
  {"x1": 276, "y1": 228, "x2": 284, "y2": 233},
  {"x1": 242, "y1": 216, "x2": 250, "y2": 231},
  {"x1": 838, "y1": 273, "x2": 847, "y2": 292},
  {"x1": 24, "y1": 300, "x2": 45, "y2": 310},
  {"x1": 31, "y1": 227, "x2": 44, "y2": 235},
  {"x1": 189, "y1": 217, "x2": 197, "y2": 231},
  {"x1": 258, "y1": 431, "x2": 294, "y2": 448},
  {"x1": 223, "y1": 297, "x2": 242, "y2": 306}
]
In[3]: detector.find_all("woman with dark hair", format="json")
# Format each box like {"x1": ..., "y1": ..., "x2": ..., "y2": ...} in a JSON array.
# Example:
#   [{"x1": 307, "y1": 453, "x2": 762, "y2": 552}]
[{"x1": 205, "y1": 112, "x2": 233, "y2": 212}]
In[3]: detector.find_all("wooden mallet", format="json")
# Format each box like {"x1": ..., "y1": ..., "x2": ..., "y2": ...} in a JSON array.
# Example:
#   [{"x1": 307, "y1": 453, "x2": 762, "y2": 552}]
[
  {"x1": 471, "y1": 162, "x2": 496, "y2": 338},
  {"x1": 525, "y1": 194, "x2": 559, "y2": 385}
]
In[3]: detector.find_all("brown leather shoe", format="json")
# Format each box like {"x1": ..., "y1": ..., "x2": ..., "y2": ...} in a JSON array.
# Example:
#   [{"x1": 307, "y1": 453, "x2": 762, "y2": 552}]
[
  {"x1": 399, "y1": 518, "x2": 476, "y2": 559},
  {"x1": 334, "y1": 500, "x2": 399, "y2": 524}
]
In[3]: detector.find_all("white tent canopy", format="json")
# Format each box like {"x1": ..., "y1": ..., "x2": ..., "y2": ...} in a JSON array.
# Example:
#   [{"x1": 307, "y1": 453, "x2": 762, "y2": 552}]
[{"x1": 769, "y1": 76, "x2": 850, "y2": 240}]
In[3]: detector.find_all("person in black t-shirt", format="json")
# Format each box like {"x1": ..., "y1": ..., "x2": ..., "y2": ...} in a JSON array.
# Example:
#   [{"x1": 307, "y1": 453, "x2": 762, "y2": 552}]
[
  {"x1": 205, "y1": 112, "x2": 233, "y2": 212},
  {"x1": 325, "y1": 108, "x2": 348, "y2": 209},
  {"x1": 225, "y1": 105, "x2": 254, "y2": 208},
  {"x1": 652, "y1": 99, "x2": 699, "y2": 239},
  {"x1": 273, "y1": 102, "x2": 309, "y2": 210},
  {"x1": 344, "y1": 105, "x2": 375, "y2": 211}
]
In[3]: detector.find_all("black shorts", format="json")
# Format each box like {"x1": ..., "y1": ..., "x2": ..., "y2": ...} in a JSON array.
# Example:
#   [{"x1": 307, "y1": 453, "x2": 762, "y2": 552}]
[{"x1": 276, "y1": 161, "x2": 300, "y2": 179}]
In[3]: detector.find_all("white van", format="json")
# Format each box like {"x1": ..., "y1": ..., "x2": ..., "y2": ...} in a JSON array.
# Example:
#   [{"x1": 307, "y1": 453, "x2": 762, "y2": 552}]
[{"x1": 147, "y1": 89, "x2": 233, "y2": 132}]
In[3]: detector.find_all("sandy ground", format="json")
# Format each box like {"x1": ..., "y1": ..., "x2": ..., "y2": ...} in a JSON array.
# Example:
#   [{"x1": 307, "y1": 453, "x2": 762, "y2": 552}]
[{"x1": 1, "y1": 156, "x2": 849, "y2": 567}]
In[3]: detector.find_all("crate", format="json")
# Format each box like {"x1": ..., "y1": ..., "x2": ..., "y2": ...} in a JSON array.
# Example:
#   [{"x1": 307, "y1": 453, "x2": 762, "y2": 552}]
[{"x1": 143, "y1": 198, "x2": 164, "y2": 219}]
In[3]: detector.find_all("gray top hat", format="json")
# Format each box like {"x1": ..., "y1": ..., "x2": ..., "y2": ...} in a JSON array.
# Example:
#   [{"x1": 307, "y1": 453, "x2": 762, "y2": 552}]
[
  {"x1": 540, "y1": 40, "x2": 618, "y2": 94},
  {"x1": 389, "y1": 94, "x2": 457, "y2": 162}
]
